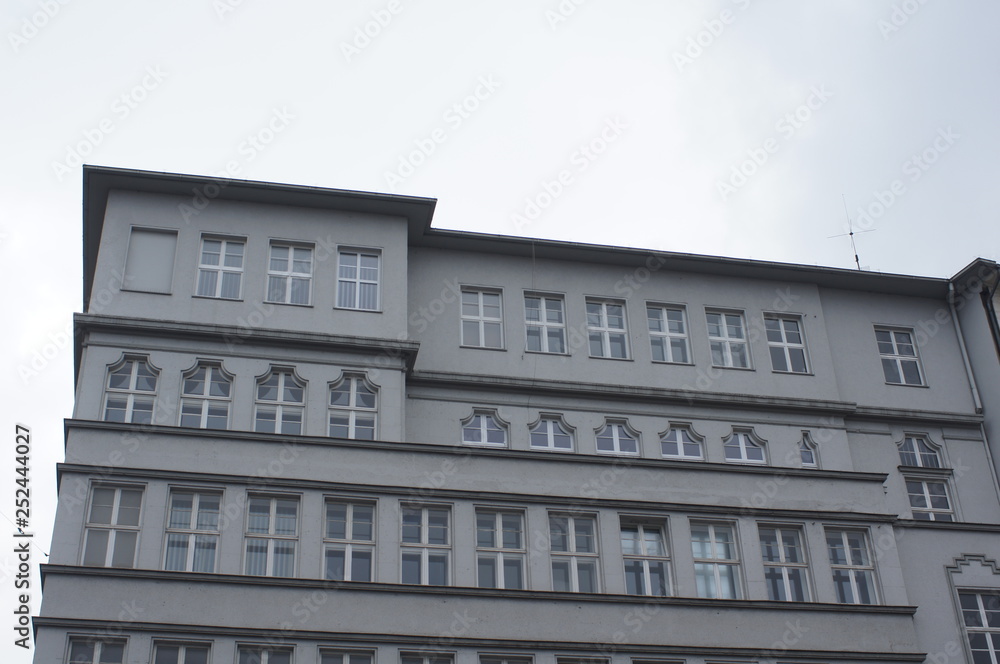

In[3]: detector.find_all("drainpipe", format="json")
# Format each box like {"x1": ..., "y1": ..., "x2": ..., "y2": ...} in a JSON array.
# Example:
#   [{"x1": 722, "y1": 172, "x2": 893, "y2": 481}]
[{"x1": 949, "y1": 282, "x2": 982, "y2": 414}]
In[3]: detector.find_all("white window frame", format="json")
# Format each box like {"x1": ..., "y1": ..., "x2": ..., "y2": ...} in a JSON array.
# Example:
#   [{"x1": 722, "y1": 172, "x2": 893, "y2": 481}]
[
  {"x1": 337, "y1": 249, "x2": 381, "y2": 311},
  {"x1": 620, "y1": 520, "x2": 671, "y2": 597},
  {"x1": 659, "y1": 424, "x2": 704, "y2": 461},
  {"x1": 647, "y1": 304, "x2": 690, "y2": 364},
  {"x1": 549, "y1": 513, "x2": 600, "y2": 593},
  {"x1": 179, "y1": 362, "x2": 232, "y2": 430},
  {"x1": 243, "y1": 495, "x2": 299, "y2": 577},
  {"x1": 461, "y1": 288, "x2": 504, "y2": 349},
  {"x1": 238, "y1": 645, "x2": 294, "y2": 664},
  {"x1": 690, "y1": 521, "x2": 741, "y2": 599},
  {"x1": 595, "y1": 420, "x2": 640, "y2": 456},
  {"x1": 480, "y1": 657, "x2": 532, "y2": 664},
  {"x1": 723, "y1": 429, "x2": 767, "y2": 464},
  {"x1": 959, "y1": 591, "x2": 1000, "y2": 664},
  {"x1": 475, "y1": 509, "x2": 526, "y2": 589},
  {"x1": 82, "y1": 485, "x2": 143, "y2": 568},
  {"x1": 103, "y1": 356, "x2": 158, "y2": 424},
  {"x1": 324, "y1": 498, "x2": 376, "y2": 582},
  {"x1": 524, "y1": 293, "x2": 567, "y2": 354},
  {"x1": 163, "y1": 490, "x2": 221, "y2": 573},
  {"x1": 758, "y1": 525, "x2": 811, "y2": 601},
  {"x1": 586, "y1": 299, "x2": 629, "y2": 359},
  {"x1": 799, "y1": 432, "x2": 819, "y2": 468},
  {"x1": 400, "y1": 504, "x2": 451, "y2": 585},
  {"x1": 266, "y1": 242, "x2": 313, "y2": 306},
  {"x1": 67, "y1": 638, "x2": 127, "y2": 664},
  {"x1": 897, "y1": 435, "x2": 942, "y2": 468},
  {"x1": 320, "y1": 650, "x2": 375, "y2": 664},
  {"x1": 329, "y1": 374, "x2": 378, "y2": 440},
  {"x1": 462, "y1": 410, "x2": 508, "y2": 447},
  {"x1": 401, "y1": 653, "x2": 453, "y2": 664},
  {"x1": 825, "y1": 528, "x2": 879, "y2": 604},
  {"x1": 905, "y1": 477, "x2": 954, "y2": 521},
  {"x1": 764, "y1": 314, "x2": 809, "y2": 373},
  {"x1": 529, "y1": 415, "x2": 575, "y2": 451},
  {"x1": 254, "y1": 369, "x2": 306, "y2": 435},
  {"x1": 152, "y1": 641, "x2": 212, "y2": 664},
  {"x1": 706, "y1": 310, "x2": 750, "y2": 368},
  {"x1": 875, "y1": 327, "x2": 925, "y2": 385},
  {"x1": 195, "y1": 235, "x2": 245, "y2": 299}
]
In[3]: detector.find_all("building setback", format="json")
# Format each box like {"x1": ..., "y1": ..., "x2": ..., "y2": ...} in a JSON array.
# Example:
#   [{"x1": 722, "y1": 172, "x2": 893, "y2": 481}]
[{"x1": 34, "y1": 165, "x2": 1000, "y2": 664}]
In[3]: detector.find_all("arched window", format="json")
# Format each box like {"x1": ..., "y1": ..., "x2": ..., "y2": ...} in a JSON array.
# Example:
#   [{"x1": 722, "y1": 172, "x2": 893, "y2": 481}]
[
  {"x1": 596, "y1": 420, "x2": 640, "y2": 455},
  {"x1": 660, "y1": 425, "x2": 704, "y2": 460},
  {"x1": 254, "y1": 369, "x2": 305, "y2": 435},
  {"x1": 462, "y1": 410, "x2": 507, "y2": 447},
  {"x1": 103, "y1": 356, "x2": 158, "y2": 424},
  {"x1": 529, "y1": 415, "x2": 574, "y2": 451},
  {"x1": 723, "y1": 429, "x2": 766, "y2": 464},
  {"x1": 897, "y1": 435, "x2": 941, "y2": 468},
  {"x1": 180, "y1": 363, "x2": 232, "y2": 430},
  {"x1": 800, "y1": 433, "x2": 819, "y2": 468},
  {"x1": 329, "y1": 374, "x2": 378, "y2": 440}
]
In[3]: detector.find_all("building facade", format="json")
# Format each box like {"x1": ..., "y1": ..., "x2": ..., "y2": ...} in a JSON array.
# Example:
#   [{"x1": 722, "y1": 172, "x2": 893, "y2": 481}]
[{"x1": 34, "y1": 166, "x2": 1000, "y2": 664}]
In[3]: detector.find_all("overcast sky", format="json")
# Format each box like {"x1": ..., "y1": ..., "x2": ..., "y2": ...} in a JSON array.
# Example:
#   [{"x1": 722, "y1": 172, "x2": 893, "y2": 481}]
[{"x1": 3, "y1": 1, "x2": 999, "y2": 660}]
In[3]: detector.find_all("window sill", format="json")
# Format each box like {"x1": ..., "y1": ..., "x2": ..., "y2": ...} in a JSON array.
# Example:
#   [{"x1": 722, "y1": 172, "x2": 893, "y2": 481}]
[
  {"x1": 710, "y1": 364, "x2": 755, "y2": 371},
  {"x1": 651, "y1": 359, "x2": 694, "y2": 366},
  {"x1": 263, "y1": 300, "x2": 314, "y2": 308},
  {"x1": 460, "y1": 345, "x2": 507, "y2": 352},
  {"x1": 192, "y1": 295, "x2": 243, "y2": 302},
  {"x1": 525, "y1": 349, "x2": 570, "y2": 356},
  {"x1": 334, "y1": 306, "x2": 382, "y2": 314},
  {"x1": 883, "y1": 381, "x2": 929, "y2": 388},
  {"x1": 587, "y1": 355, "x2": 633, "y2": 361},
  {"x1": 771, "y1": 369, "x2": 814, "y2": 376},
  {"x1": 120, "y1": 287, "x2": 172, "y2": 295}
]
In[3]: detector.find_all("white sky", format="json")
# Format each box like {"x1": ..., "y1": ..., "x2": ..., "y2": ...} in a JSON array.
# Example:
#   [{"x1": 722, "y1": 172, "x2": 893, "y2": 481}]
[{"x1": 2, "y1": 1, "x2": 999, "y2": 661}]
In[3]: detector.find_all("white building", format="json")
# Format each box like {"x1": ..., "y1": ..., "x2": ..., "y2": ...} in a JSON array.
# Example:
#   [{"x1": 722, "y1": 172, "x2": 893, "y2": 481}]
[{"x1": 34, "y1": 166, "x2": 1000, "y2": 664}]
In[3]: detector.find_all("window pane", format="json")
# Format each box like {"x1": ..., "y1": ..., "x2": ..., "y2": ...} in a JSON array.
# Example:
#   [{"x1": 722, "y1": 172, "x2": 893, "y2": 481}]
[
  {"x1": 352, "y1": 550, "x2": 372, "y2": 582},
  {"x1": 478, "y1": 556, "x2": 497, "y2": 588},
  {"x1": 111, "y1": 531, "x2": 137, "y2": 567}
]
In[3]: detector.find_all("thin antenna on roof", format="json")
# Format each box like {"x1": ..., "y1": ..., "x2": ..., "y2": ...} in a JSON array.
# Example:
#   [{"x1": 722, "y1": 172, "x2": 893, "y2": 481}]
[{"x1": 828, "y1": 194, "x2": 876, "y2": 270}]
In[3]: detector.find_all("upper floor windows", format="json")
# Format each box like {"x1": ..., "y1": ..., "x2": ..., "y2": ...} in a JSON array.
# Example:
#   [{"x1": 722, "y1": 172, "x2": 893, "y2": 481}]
[
  {"x1": 525, "y1": 294, "x2": 566, "y2": 353},
  {"x1": 238, "y1": 646, "x2": 292, "y2": 664},
  {"x1": 329, "y1": 375, "x2": 378, "y2": 440},
  {"x1": 244, "y1": 495, "x2": 299, "y2": 577},
  {"x1": 660, "y1": 425, "x2": 703, "y2": 461},
  {"x1": 322, "y1": 651, "x2": 375, "y2": 664},
  {"x1": 164, "y1": 490, "x2": 220, "y2": 573},
  {"x1": 723, "y1": 430, "x2": 766, "y2": 464},
  {"x1": 706, "y1": 311, "x2": 749, "y2": 368},
  {"x1": 68, "y1": 638, "x2": 126, "y2": 664},
  {"x1": 586, "y1": 299, "x2": 629, "y2": 359},
  {"x1": 462, "y1": 288, "x2": 504, "y2": 348},
  {"x1": 647, "y1": 305, "x2": 689, "y2": 364},
  {"x1": 765, "y1": 315, "x2": 808, "y2": 373},
  {"x1": 799, "y1": 433, "x2": 818, "y2": 468},
  {"x1": 400, "y1": 505, "x2": 451, "y2": 585},
  {"x1": 530, "y1": 415, "x2": 574, "y2": 451},
  {"x1": 476, "y1": 509, "x2": 526, "y2": 589},
  {"x1": 267, "y1": 243, "x2": 313, "y2": 305},
  {"x1": 180, "y1": 363, "x2": 232, "y2": 430},
  {"x1": 690, "y1": 521, "x2": 740, "y2": 599},
  {"x1": 759, "y1": 525, "x2": 810, "y2": 601},
  {"x1": 905, "y1": 479, "x2": 954, "y2": 521},
  {"x1": 621, "y1": 521, "x2": 670, "y2": 596},
  {"x1": 103, "y1": 357, "x2": 157, "y2": 424},
  {"x1": 82, "y1": 485, "x2": 143, "y2": 568},
  {"x1": 596, "y1": 420, "x2": 639, "y2": 456},
  {"x1": 959, "y1": 591, "x2": 1000, "y2": 664},
  {"x1": 549, "y1": 513, "x2": 599, "y2": 592},
  {"x1": 462, "y1": 410, "x2": 507, "y2": 447},
  {"x1": 196, "y1": 236, "x2": 244, "y2": 299},
  {"x1": 153, "y1": 642, "x2": 211, "y2": 664},
  {"x1": 255, "y1": 369, "x2": 305, "y2": 435},
  {"x1": 875, "y1": 327, "x2": 924, "y2": 385},
  {"x1": 337, "y1": 250, "x2": 380, "y2": 311},
  {"x1": 825, "y1": 528, "x2": 878, "y2": 604},
  {"x1": 325, "y1": 499, "x2": 375, "y2": 582},
  {"x1": 898, "y1": 435, "x2": 941, "y2": 468}
]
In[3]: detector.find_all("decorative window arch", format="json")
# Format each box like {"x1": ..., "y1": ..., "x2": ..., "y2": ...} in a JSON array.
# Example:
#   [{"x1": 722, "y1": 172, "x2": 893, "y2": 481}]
[
  {"x1": 897, "y1": 434, "x2": 942, "y2": 468},
  {"x1": 462, "y1": 409, "x2": 508, "y2": 447},
  {"x1": 103, "y1": 355, "x2": 159, "y2": 424},
  {"x1": 329, "y1": 373, "x2": 378, "y2": 440},
  {"x1": 595, "y1": 419, "x2": 640, "y2": 456},
  {"x1": 179, "y1": 361, "x2": 233, "y2": 430},
  {"x1": 529, "y1": 413, "x2": 574, "y2": 451},
  {"x1": 723, "y1": 428, "x2": 767, "y2": 464},
  {"x1": 659, "y1": 422, "x2": 704, "y2": 460},
  {"x1": 254, "y1": 367, "x2": 306, "y2": 435},
  {"x1": 799, "y1": 431, "x2": 819, "y2": 468}
]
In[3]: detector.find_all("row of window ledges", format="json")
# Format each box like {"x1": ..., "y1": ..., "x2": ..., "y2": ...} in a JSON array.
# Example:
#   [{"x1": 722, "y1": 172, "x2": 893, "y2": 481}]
[
  {"x1": 84, "y1": 483, "x2": 898, "y2": 605},
  {"x1": 460, "y1": 291, "x2": 927, "y2": 386}
]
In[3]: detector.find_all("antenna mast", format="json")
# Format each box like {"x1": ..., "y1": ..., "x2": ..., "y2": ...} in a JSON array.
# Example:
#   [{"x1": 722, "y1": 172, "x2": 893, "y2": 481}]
[{"x1": 829, "y1": 195, "x2": 876, "y2": 271}]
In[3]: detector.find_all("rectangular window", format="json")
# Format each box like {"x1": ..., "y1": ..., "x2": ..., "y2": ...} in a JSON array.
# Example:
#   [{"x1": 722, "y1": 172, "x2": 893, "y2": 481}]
[
  {"x1": 587, "y1": 299, "x2": 629, "y2": 359},
  {"x1": 765, "y1": 315, "x2": 808, "y2": 373},
  {"x1": 690, "y1": 521, "x2": 740, "y2": 599},
  {"x1": 196, "y1": 236, "x2": 244, "y2": 299},
  {"x1": 164, "y1": 491, "x2": 220, "y2": 573},
  {"x1": 325, "y1": 499, "x2": 375, "y2": 582},
  {"x1": 621, "y1": 521, "x2": 670, "y2": 596},
  {"x1": 267, "y1": 243, "x2": 313, "y2": 305},
  {"x1": 67, "y1": 638, "x2": 126, "y2": 664},
  {"x1": 549, "y1": 513, "x2": 599, "y2": 592},
  {"x1": 123, "y1": 227, "x2": 177, "y2": 294},
  {"x1": 338, "y1": 250, "x2": 380, "y2": 310},
  {"x1": 153, "y1": 642, "x2": 211, "y2": 664},
  {"x1": 525, "y1": 294, "x2": 566, "y2": 353},
  {"x1": 238, "y1": 646, "x2": 292, "y2": 664},
  {"x1": 244, "y1": 496, "x2": 299, "y2": 577},
  {"x1": 826, "y1": 528, "x2": 878, "y2": 604},
  {"x1": 959, "y1": 591, "x2": 1000, "y2": 664},
  {"x1": 906, "y1": 479, "x2": 954, "y2": 521},
  {"x1": 706, "y1": 311, "x2": 749, "y2": 368},
  {"x1": 321, "y1": 651, "x2": 375, "y2": 664},
  {"x1": 476, "y1": 509, "x2": 525, "y2": 589},
  {"x1": 875, "y1": 328, "x2": 924, "y2": 385},
  {"x1": 462, "y1": 289, "x2": 503, "y2": 348},
  {"x1": 401, "y1": 654, "x2": 452, "y2": 664},
  {"x1": 647, "y1": 305, "x2": 689, "y2": 363},
  {"x1": 82, "y1": 486, "x2": 143, "y2": 568},
  {"x1": 481, "y1": 657, "x2": 532, "y2": 664},
  {"x1": 400, "y1": 505, "x2": 451, "y2": 585},
  {"x1": 759, "y1": 526, "x2": 810, "y2": 601}
]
